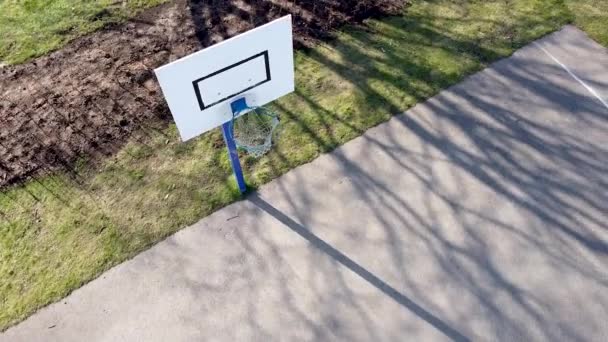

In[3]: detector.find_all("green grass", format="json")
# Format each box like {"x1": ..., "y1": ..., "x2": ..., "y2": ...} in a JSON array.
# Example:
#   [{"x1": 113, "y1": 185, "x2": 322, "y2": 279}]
[
  {"x1": 566, "y1": 0, "x2": 608, "y2": 46},
  {"x1": 0, "y1": 0, "x2": 166, "y2": 64},
  {"x1": 1, "y1": 0, "x2": 606, "y2": 332}
]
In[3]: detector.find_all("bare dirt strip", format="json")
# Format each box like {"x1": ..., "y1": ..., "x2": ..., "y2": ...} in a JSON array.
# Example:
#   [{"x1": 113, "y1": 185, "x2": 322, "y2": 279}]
[{"x1": 0, "y1": 0, "x2": 405, "y2": 188}]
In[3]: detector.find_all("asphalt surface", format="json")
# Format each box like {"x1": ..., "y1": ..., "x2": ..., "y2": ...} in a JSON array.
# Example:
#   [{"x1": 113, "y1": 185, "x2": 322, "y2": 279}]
[{"x1": 2, "y1": 25, "x2": 607, "y2": 341}]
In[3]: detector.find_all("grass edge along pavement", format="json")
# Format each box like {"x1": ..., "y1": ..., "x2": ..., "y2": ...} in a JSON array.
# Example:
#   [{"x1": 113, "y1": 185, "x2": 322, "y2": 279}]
[{"x1": 1, "y1": 0, "x2": 605, "y2": 332}]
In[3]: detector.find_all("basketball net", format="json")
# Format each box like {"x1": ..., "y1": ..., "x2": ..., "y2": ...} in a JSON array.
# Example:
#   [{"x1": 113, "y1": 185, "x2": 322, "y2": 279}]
[{"x1": 231, "y1": 106, "x2": 279, "y2": 157}]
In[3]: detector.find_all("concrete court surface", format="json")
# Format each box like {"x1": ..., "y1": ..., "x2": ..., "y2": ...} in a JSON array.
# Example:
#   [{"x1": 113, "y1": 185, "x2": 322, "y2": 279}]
[{"x1": 3, "y1": 25, "x2": 608, "y2": 341}]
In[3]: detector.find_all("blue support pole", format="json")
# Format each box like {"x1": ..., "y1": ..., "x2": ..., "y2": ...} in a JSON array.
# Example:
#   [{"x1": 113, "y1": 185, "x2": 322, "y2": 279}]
[
  {"x1": 222, "y1": 121, "x2": 247, "y2": 194},
  {"x1": 222, "y1": 98, "x2": 250, "y2": 194}
]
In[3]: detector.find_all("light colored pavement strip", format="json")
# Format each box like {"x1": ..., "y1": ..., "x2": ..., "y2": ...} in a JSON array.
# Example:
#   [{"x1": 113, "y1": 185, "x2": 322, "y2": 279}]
[
  {"x1": 2, "y1": 25, "x2": 607, "y2": 341},
  {"x1": 534, "y1": 26, "x2": 608, "y2": 109}
]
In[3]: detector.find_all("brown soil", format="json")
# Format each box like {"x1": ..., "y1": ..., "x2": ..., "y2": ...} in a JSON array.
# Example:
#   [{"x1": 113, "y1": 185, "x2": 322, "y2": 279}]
[{"x1": 0, "y1": 0, "x2": 405, "y2": 188}]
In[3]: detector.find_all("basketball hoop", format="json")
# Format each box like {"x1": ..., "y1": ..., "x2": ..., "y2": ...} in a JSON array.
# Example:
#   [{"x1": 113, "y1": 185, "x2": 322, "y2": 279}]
[{"x1": 154, "y1": 15, "x2": 294, "y2": 193}]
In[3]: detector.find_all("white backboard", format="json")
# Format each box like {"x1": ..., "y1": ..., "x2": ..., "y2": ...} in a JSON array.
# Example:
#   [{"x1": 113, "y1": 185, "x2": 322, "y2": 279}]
[{"x1": 154, "y1": 15, "x2": 294, "y2": 141}]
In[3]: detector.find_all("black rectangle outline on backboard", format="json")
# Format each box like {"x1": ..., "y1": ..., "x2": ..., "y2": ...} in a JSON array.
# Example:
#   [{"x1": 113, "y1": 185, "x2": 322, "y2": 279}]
[{"x1": 192, "y1": 50, "x2": 271, "y2": 111}]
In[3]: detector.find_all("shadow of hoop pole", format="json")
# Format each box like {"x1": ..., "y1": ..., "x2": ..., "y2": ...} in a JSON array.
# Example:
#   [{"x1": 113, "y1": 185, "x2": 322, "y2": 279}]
[{"x1": 248, "y1": 193, "x2": 471, "y2": 342}]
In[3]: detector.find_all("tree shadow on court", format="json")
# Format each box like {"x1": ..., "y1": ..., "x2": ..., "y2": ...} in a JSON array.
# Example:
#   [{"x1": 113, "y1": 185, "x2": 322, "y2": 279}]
[
  {"x1": 164, "y1": 1, "x2": 472, "y2": 340},
  {"x1": 173, "y1": 2, "x2": 608, "y2": 341},
  {"x1": 249, "y1": 16, "x2": 606, "y2": 342},
  {"x1": 247, "y1": 193, "x2": 470, "y2": 341}
]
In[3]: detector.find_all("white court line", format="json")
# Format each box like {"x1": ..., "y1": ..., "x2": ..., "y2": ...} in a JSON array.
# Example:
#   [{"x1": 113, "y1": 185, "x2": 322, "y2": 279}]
[{"x1": 534, "y1": 41, "x2": 608, "y2": 110}]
